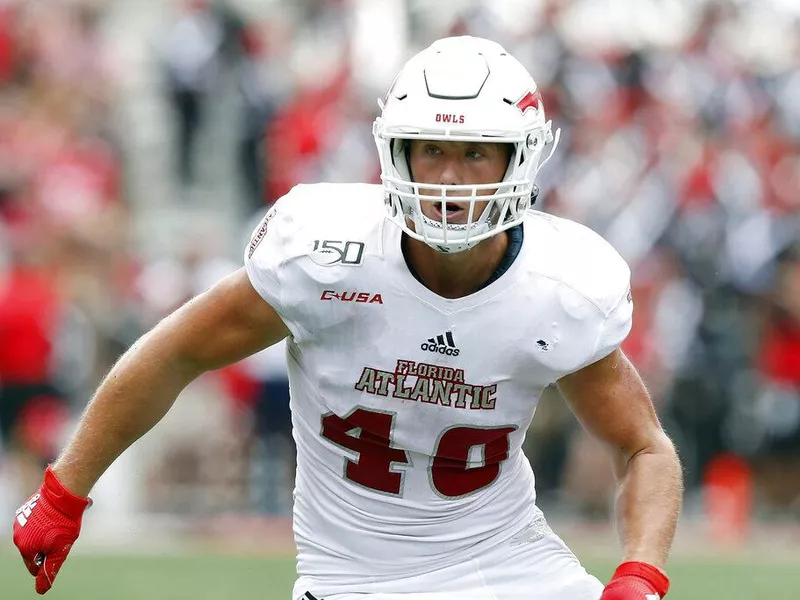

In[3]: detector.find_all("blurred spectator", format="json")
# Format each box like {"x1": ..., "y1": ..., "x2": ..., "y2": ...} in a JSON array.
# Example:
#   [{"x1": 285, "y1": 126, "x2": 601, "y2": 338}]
[
  {"x1": 0, "y1": 252, "x2": 69, "y2": 493},
  {"x1": 0, "y1": 0, "x2": 128, "y2": 503},
  {"x1": 242, "y1": 340, "x2": 293, "y2": 515},
  {"x1": 749, "y1": 244, "x2": 800, "y2": 514},
  {"x1": 234, "y1": 22, "x2": 285, "y2": 213},
  {"x1": 161, "y1": 0, "x2": 223, "y2": 187}
]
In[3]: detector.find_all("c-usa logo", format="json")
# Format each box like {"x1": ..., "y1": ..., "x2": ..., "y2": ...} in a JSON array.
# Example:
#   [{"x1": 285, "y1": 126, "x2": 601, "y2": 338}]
[{"x1": 310, "y1": 240, "x2": 366, "y2": 267}]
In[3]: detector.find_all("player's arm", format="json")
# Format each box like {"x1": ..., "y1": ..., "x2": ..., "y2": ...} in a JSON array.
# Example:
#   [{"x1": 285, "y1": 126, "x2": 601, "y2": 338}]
[
  {"x1": 557, "y1": 348, "x2": 682, "y2": 598},
  {"x1": 52, "y1": 267, "x2": 289, "y2": 496},
  {"x1": 15, "y1": 194, "x2": 293, "y2": 594},
  {"x1": 14, "y1": 268, "x2": 288, "y2": 594}
]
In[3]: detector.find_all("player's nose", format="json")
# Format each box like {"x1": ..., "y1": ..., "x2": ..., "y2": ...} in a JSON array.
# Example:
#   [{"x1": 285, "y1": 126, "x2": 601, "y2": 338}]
[{"x1": 438, "y1": 157, "x2": 468, "y2": 193}]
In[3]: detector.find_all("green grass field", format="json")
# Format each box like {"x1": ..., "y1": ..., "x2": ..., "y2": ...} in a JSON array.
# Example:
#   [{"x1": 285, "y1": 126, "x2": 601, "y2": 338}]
[{"x1": 1, "y1": 552, "x2": 798, "y2": 600}]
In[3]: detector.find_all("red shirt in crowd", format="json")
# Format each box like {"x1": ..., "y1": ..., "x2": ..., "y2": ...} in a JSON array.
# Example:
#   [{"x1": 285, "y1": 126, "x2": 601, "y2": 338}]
[{"x1": 0, "y1": 267, "x2": 61, "y2": 385}]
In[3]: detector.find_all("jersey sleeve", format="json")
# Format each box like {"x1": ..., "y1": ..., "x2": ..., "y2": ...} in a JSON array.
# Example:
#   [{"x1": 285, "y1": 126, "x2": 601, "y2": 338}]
[
  {"x1": 243, "y1": 193, "x2": 306, "y2": 340},
  {"x1": 244, "y1": 206, "x2": 281, "y2": 304},
  {"x1": 548, "y1": 218, "x2": 634, "y2": 376},
  {"x1": 582, "y1": 282, "x2": 633, "y2": 367}
]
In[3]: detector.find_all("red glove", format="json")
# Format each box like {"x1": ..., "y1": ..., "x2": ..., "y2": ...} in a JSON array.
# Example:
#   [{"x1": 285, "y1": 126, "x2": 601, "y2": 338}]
[
  {"x1": 13, "y1": 466, "x2": 91, "y2": 595},
  {"x1": 600, "y1": 561, "x2": 670, "y2": 600}
]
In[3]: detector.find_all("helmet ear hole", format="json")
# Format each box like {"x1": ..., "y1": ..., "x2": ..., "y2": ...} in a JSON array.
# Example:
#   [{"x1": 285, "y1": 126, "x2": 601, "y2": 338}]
[
  {"x1": 389, "y1": 138, "x2": 412, "y2": 181},
  {"x1": 389, "y1": 194, "x2": 405, "y2": 219}
]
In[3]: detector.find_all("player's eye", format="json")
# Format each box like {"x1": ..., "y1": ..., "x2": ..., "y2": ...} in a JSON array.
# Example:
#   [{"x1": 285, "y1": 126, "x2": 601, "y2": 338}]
[
  {"x1": 465, "y1": 149, "x2": 483, "y2": 159},
  {"x1": 424, "y1": 145, "x2": 442, "y2": 155}
]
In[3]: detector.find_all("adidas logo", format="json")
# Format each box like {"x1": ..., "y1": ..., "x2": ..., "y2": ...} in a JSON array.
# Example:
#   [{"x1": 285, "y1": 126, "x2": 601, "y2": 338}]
[
  {"x1": 420, "y1": 331, "x2": 460, "y2": 356},
  {"x1": 15, "y1": 493, "x2": 41, "y2": 527}
]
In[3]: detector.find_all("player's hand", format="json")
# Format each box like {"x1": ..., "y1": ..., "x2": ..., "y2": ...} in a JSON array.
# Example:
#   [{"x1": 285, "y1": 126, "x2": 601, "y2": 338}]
[
  {"x1": 600, "y1": 561, "x2": 670, "y2": 599},
  {"x1": 12, "y1": 466, "x2": 92, "y2": 595}
]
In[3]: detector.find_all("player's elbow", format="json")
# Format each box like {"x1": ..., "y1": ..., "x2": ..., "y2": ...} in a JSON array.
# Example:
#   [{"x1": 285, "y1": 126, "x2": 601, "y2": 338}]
[{"x1": 614, "y1": 431, "x2": 681, "y2": 480}]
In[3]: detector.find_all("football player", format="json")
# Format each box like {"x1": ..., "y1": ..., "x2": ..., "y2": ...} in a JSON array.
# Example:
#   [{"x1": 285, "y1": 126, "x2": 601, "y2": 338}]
[{"x1": 13, "y1": 36, "x2": 682, "y2": 600}]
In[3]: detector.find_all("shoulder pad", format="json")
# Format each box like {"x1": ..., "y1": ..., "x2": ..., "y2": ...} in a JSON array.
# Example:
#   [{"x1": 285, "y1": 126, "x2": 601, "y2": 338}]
[
  {"x1": 268, "y1": 183, "x2": 386, "y2": 261},
  {"x1": 525, "y1": 212, "x2": 630, "y2": 318}
]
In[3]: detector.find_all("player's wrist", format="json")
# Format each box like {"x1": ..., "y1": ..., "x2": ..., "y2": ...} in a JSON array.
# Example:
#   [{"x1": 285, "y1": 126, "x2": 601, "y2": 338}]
[
  {"x1": 610, "y1": 561, "x2": 670, "y2": 598},
  {"x1": 42, "y1": 466, "x2": 92, "y2": 520}
]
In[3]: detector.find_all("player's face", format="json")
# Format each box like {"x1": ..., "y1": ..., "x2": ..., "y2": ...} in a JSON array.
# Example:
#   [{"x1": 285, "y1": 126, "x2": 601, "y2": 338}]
[{"x1": 407, "y1": 140, "x2": 511, "y2": 225}]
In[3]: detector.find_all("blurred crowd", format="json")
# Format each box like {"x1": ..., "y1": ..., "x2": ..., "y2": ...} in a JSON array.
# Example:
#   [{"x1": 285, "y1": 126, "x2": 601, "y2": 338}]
[
  {"x1": 1, "y1": 0, "x2": 799, "y2": 533},
  {"x1": 0, "y1": 0, "x2": 131, "y2": 501}
]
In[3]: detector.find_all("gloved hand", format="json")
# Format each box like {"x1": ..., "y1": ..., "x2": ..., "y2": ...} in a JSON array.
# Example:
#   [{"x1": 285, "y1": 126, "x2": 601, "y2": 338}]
[
  {"x1": 600, "y1": 561, "x2": 670, "y2": 600},
  {"x1": 13, "y1": 466, "x2": 91, "y2": 595}
]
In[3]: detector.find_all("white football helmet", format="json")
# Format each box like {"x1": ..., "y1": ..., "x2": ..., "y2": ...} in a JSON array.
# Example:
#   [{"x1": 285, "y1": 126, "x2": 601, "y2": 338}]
[{"x1": 373, "y1": 36, "x2": 560, "y2": 253}]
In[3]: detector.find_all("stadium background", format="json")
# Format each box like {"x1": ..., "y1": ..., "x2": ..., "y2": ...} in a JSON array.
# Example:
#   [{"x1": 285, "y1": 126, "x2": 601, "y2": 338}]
[{"x1": 0, "y1": 0, "x2": 798, "y2": 598}]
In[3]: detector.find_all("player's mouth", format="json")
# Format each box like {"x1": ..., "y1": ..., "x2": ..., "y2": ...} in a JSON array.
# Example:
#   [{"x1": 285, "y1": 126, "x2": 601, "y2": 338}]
[{"x1": 430, "y1": 202, "x2": 469, "y2": 224}]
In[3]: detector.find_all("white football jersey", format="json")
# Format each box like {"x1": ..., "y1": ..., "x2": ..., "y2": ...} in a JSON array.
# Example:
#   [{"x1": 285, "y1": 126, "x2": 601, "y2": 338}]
[{"x1": 244, "y1": 183, "x2": 632, "y2": 596}]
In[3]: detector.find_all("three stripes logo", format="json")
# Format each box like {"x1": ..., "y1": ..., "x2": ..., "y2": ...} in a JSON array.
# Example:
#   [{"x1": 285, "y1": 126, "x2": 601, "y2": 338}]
[
  {"x1": 420, "y1": 331, "x2": 460, "y2": 357},
  {"x1": 15, "y1": 493, "x2": 40, "y2": 527}
]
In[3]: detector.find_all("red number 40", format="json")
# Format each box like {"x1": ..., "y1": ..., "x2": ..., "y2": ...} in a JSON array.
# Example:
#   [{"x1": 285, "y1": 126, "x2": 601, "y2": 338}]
[{"x1": 321, "y1": 408, "x2": 516, "y2": 498}]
